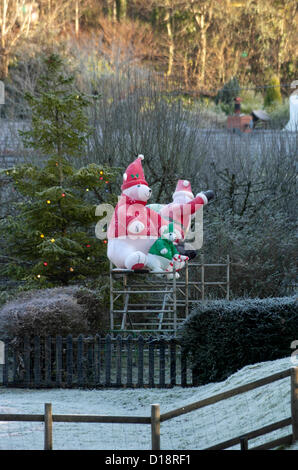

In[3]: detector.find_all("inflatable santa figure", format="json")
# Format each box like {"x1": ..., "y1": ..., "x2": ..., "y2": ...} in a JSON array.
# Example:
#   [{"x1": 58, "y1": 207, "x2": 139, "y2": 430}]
[
  {"x1": 149, "y1": 179, "x2": 214, "y2": 264},
  {"x1": 107, "y1": 155, "x2": 168, "y2": 270},
  {"x1": 159, "y1": 179, "x2": 213, "y2": 239}
]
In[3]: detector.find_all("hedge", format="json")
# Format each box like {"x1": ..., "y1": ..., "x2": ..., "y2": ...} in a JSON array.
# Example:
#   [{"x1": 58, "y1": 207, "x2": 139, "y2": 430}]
[{"x1": 178, "y1": 296, "x2": 298, "y2": 385}]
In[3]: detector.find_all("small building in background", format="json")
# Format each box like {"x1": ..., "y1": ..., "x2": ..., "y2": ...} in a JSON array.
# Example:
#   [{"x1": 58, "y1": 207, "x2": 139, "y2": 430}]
[
  {"x1": 251, "y1": 109, "x2": 270, "y2": 129},
  {"x1": 227, "y1": 98, "x2": 271, "y2": 133}
]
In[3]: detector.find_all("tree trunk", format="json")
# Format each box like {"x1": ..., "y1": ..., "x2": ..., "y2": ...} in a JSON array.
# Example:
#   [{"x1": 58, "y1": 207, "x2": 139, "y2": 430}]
[
  {"x1": 75, "y1": 0, "x2": 79, "y2": 38},
  {"x1": 0, "y1": 49, "x2": 9, "y2": 80},
  {"x1": 165, "y1": 10, "x2": 174, "y2": 77},
  {"x1": 116, "y1": 0, "x2": 127, "y2": 21},
  {"x1": 183, "y1": 53, "x2": 189, "y2": 89},
  {"x1": 199, "y1": 28, "x2": 207, "y2": 86}
]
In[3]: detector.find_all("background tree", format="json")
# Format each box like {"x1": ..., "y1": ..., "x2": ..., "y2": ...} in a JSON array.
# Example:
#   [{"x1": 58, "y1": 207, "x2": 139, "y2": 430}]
[
  {"x1": 0, "y1": 53, "x2": 118, "y2": 286},
  {"x1": 264, "y1": 74, "x2": 282, "y2": 108},
  {"x1": 0, "y1": 0, "x2": 37, "y2": 79}
]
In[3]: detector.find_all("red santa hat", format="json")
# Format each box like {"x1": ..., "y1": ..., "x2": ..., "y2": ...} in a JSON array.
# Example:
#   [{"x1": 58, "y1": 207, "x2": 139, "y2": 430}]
[
  {"x1": 121, "y1": 155, "x2": 149, "y2": 191},
  {"x1": 172, "y1": 179, "x2": 194, "y2": 200}
]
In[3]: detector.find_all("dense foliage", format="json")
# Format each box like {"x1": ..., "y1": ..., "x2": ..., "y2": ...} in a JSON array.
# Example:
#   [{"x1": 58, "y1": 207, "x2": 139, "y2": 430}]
[
  {"x1": 0, "y1": 1, "x2": 297, "y2": 93},
  {"x1": 178, "y1": 296, "x2": 298, "y2": 385}
]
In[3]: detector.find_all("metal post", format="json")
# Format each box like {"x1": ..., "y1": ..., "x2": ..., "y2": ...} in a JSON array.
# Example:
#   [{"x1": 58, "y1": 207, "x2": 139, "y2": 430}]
[
  {"x1": 109, "y1": 261, "x2": 114, "y2": 331},
  {"x1": 151, "y1": 404, "x2": 160, "y2": 450},
  {"x1": 173, "y1": 264, "x2": 177, "y2": 332},
  {"x1": 185, "y1": 259, "x2": 189, "y2": 318},
  {"x1": 121, "y1": 274, "x2": 129, "y2": 330},
  {"x1": 44, "y1": 403, "x2": 53, "y2": 450},
  {"x1": 291, "y1": 367, "x2": 298, "y2": 442}
]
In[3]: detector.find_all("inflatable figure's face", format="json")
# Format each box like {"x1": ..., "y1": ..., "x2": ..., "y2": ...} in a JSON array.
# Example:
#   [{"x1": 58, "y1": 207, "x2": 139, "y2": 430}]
[
  {"x1": 172, "y1": 191, "x2": 193, "y2": 204},
  {"x1": 161, "y1": 223, "x2": 178, "y2": 243},
  {"x1": 163, "y1": 231, "x2": 176, "y2": 242},
  {"x1": 123, "y1": 184, "x2": 152, "y2": 202}
]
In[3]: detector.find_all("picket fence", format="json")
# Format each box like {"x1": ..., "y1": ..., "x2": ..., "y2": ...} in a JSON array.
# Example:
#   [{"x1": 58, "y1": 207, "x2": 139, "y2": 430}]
[{"x1": 1, "y1": 334, "x2": 196, "y2": 388}]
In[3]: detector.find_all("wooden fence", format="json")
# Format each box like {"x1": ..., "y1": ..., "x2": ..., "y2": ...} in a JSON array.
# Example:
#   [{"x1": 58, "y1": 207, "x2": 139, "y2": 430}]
[
  {"x1": 0, "y1": 367, "x2": 297, "y2": 450},
  {"x1": 0, "y1": 334, "x2": 195, "y2": 388},
  {"x1": 158, "y1": 367, "x2": 297, "y2": 450},
  {"x1": 0, "y1": 402, "x2": 160, "y2": 450}
]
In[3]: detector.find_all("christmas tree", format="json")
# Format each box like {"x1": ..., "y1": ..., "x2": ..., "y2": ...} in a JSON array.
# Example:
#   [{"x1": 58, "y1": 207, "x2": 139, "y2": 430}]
[{"x1": 1, "y1": 54, "x2": 118, "y2": 287}]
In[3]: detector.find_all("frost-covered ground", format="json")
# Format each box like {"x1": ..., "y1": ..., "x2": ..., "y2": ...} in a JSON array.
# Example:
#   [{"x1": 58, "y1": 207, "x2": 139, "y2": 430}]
[{"x1": 0, "y1": 356, "x2": 297, "y2": 450}]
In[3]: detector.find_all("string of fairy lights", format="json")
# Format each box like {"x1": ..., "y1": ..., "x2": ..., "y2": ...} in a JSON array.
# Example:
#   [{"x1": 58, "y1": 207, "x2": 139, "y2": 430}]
[{"x1": 36, "y1": 168, "x2": 109, "y2": 280}]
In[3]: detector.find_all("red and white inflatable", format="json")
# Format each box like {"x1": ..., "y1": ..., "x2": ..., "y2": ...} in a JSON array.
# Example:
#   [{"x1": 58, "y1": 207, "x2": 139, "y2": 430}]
[{"x1": 107, "y1": 155, "x2": 213, "y2": 271}]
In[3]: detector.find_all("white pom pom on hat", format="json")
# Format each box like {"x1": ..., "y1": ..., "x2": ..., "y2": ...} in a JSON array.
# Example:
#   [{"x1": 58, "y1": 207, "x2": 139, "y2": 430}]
[
  {"x1": 121, "y1": 154, "x2": 148, "y2": 190},
  {"x1": 172, "y1": 179, "x2": 194, "y2": 200}
]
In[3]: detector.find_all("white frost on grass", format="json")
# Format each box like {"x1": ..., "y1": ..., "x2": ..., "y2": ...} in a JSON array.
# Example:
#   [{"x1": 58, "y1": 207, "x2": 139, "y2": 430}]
[{"x1": 0, "y1": 356, "x2": 296, "y2": 450}]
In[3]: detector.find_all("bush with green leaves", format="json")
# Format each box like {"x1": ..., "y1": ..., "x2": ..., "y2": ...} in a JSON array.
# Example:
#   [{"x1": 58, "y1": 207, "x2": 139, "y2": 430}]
[
  {"x1": 178, "y1": 296, "x2": 298, "y2": 385},
  {"x1": 214, "y1": 77, "x2": 241, "y2": 114}
]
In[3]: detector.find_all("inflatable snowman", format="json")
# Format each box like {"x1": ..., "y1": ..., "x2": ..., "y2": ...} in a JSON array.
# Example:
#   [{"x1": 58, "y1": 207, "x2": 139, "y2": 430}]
[
  {"x1": 107, "y1": 155, "x2": 214, "y2": 271},
  {"x1": 107, "y1": 155, "x2": 168, "y2": 270},
  {"x1": 147, "y1": 222, "x2": 189, "y2": 279}
]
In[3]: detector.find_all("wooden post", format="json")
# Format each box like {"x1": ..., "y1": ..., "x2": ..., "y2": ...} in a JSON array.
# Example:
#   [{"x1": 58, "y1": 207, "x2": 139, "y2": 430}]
[
  {"x1": 44, "y1": 403, "x2": 53, "y2": 450},
  {"x1": 185, "y1": 259, "x2": 189, "y2": 318},
  {"x1": 226, "y1": 254, "x2": 230, "y2": 300},
  {"x1": 149, "y1": 336, "x2": 155, "y2": 388},
  {"x1": 77, "y1": 334, "x2": 84, "y2": 387},
  {"x1": 56, "y1": 335, "x2": 62, "y2": 387},
  {"x1": 34, "y1": 336, "x2": 41, "y2": 388},
  {"x1": 66, "y1": 335, "x2": 73, "y2": 387},
  {"x1": 127, "y1": 335, "x2": 133, "y2": 387},
  {"x1": 137, "y1": 335, "x2": 144, "y2": 387},
  {"x1": 170, "y1": 338, "x2": 176, "y2": 386},
  {"x1": 173, "y1": 264, "x2": 177, "y2": 332},
  {"x1": 121, "y1": 275, "x2": 128, "y2": 330},
  {"x1": 45, "y1": 336, "x2": 52, "y2": 387},
  {"x1": 116, "y1": 335, "x2": 122, "y2": 387},
  {"x1": 240, "y1": 436, "x2": 248, "y2": 450},
  {"x1": 3, "y1": 340, "x2": 8, "y2": 386},
  {"x1": 75, "y1": 0, "x2": 79, "y2": 38},
  {"x1": 151, "y1": 404, "x2": 160, "y2": 450},
  {"x1": 291, "y1": 367, "x2": 298, "y2": 442},
  {"x1": 24, "y1": 336, "x2": 30, "y2": 387},
  {"x1": 105, "y1": 334, "x2": 112, "y2": 386}
]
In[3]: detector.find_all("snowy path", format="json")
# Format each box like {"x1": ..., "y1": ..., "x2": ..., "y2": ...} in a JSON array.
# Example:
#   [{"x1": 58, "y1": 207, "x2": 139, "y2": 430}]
[{"x1": 0, "y1": 356, "x2": 296, "y2": 450}]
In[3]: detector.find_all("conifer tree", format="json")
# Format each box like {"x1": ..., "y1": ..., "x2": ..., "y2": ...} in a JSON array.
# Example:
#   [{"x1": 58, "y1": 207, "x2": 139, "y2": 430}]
[
  {"x1": 1, "y1": 54, "x2": 118, "y2": 287},
  {"x1": 264, "y1": 75, "x2": 282, "y2": 108}
]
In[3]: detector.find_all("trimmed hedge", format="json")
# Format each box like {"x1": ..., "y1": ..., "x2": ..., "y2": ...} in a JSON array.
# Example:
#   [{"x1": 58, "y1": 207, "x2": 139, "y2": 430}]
[{"x1": 178, "y1": 296, "x2": 298, "y2": 385}]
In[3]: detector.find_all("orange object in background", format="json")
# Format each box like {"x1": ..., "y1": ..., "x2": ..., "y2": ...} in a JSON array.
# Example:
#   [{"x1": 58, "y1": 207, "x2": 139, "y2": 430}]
[
  {"x1": 227, "y1": 114, "x2": 253, "y2": 133},
  {"x1": 227, "y1": 97, "x2": 253, "y2": 133}
]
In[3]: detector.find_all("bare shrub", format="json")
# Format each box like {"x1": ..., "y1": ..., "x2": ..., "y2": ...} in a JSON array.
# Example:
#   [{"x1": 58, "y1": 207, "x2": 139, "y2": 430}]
[{"x1": 0, "y1": 286, "x2": 109, "y2": 342}]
